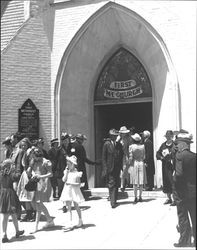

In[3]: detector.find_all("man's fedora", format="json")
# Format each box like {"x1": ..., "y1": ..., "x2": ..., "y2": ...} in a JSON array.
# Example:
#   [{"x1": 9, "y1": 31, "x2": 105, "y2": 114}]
[
  {"x1": 175, "y1": 132, "x2": 193, "y2": 144},
  {"x1": 119, "y1": 126, "x2": 130, "y2": 133}
]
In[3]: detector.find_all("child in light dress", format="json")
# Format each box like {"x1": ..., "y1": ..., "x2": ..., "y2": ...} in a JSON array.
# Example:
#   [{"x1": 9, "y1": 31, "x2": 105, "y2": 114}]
[{"x1": 60, "y1": 155, "x2": 84, "y2": 229}]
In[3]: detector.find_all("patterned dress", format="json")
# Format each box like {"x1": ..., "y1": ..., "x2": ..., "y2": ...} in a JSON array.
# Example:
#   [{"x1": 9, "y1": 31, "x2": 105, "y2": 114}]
[
  {"x1": 31, "y1": 158, "x2": 53, "y2": 203},
  {"x1": 129, "y1": 144, "x2": 146, "y2": 185}
]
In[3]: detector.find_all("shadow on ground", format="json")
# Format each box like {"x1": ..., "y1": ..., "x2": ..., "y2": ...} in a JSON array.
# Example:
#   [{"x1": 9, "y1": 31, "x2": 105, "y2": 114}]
[
  {"x1": 63, "y1": 223, "x2": 96, "y2": 232},
  {"x1": 8, "y1": 234, "x2": 35, "y2": 243}
]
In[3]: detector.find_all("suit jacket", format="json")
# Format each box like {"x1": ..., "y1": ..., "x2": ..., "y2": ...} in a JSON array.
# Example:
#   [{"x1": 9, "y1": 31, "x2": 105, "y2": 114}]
[
  {"x1": 144, "y1": 138, "x2": 155, "y2": 174},
  {"x1": 174, "y1": 148, "x2": 196, "y2": 199},
  {"x1": 102, "y1": 139, "x2": 123, "y2": 176}
]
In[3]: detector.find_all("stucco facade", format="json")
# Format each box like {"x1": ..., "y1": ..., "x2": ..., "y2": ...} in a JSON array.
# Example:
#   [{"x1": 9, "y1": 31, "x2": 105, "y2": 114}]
[{"x1": 1, "y1": 0, "x2": 196, "y2": 188}]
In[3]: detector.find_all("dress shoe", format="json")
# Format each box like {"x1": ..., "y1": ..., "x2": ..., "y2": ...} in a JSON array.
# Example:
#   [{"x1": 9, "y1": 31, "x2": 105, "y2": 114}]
[
  {"x1": 111, "y1": 203, "x2": 117, "y2": 208},
  {"x1": 164, "y1": 199, "x2": 172, "y2": 205},
  {"x1": 63, "y1": 206, "x2": 67, "y2": 213},
  {"x1": 134, "y1": 197, "x2": 138, "y2": 203},
  {"x1": 2, "y1": 235, "x2": 9, "y2": 243},
  {"x1": 173, "y1": 242, "x2": 192, "y2": 247},
  {"x1": 120, "y1": 188, "x2": 125, "y2": 192},
  {"x1": 15, "y1": 230, "x2": 24, "y2": 238},
  {"x1": 138, "y1": 197, "x2": 143, "y2": 202},
  {"x1": 170, "y1": 201, "x2": 176, "y2": 206}
]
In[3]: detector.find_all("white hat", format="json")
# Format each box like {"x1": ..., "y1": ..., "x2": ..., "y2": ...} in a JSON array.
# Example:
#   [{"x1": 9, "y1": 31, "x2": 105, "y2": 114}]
[
  {"x1": 66, "y1": 155, "x2": 77, "y2": 165},
  {"x1": 143, "y1": 130, "x2": 151, "y2": 138},
  {"x1": 131, "y1": 133, "x2": 141, "y2": 142},
  {"x1": 119, "y1": 126, "x2": 130, "y2": 133}
]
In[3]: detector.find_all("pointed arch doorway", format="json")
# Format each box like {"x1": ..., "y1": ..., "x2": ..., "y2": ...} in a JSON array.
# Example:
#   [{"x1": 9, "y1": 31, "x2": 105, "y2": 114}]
[
  {"x1": 54, "y1": 2, "x2": 180, "y2": 188},
  {"x1": 94, "y1": 48, "x2": 153, "y2": 187}
]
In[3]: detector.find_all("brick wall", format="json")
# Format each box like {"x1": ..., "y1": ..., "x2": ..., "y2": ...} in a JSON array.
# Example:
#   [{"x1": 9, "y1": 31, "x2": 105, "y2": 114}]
[{"x1": 1, "y1": 14, "x2": 51, "y2": 160}]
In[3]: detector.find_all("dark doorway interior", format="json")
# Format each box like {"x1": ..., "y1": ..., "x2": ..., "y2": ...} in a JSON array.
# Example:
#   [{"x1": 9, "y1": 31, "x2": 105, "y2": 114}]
[{"x1": 94, "y1": 102, "x2": 153, "y2": 187}]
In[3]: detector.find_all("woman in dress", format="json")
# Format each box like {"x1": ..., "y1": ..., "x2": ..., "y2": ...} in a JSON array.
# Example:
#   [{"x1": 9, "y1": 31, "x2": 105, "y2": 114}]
[
  {"x1": 27, "y1": 147, "x2": 54, "y2": 232},
  {"x1": 0, "y1": 159, "x2": 24, "y2": 243},
  {"x1": 129, "y1": 133, "x2": 146, "y2": 203},
  {"x1": 156, "y1": 130, "x2": 176, "y2": 205},
  {"x1": 17, "y1": 138, "x2": 36, "y2": 221},
  {"x1": 60, "y1": 155, "x2": 84, "y2": 229}
]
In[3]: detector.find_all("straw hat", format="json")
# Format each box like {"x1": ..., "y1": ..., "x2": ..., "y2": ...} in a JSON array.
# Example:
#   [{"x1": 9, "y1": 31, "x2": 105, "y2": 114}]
[
  {"x1": 131, "y1": 133, "x2": 141, "y2": 142},
  {"x1": 66, "y1": 155, "x2": 77, "y2": 165},
  {"x1": 119, "y1": 126, "x2": 130, "y2": 133}
]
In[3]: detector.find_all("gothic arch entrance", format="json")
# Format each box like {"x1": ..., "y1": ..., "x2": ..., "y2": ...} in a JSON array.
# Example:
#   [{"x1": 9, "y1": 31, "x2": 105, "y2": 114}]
[
  {"x1": 55, "y1": 2, "x2": 180, "y2": 188},
  {"x1": 94, "y1": 48, "x2": 153, "y2": 187}
]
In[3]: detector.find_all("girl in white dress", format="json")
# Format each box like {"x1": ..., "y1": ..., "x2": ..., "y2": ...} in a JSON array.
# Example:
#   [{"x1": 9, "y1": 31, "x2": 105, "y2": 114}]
[{"x1": 60, "y1": 155, "x2": 84, "y2": 229}]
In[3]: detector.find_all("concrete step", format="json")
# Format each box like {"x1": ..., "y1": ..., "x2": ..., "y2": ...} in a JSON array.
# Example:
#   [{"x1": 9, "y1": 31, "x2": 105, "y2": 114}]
[{"x1": 84, "y1": 188, "x2": 166, "y2": 198}]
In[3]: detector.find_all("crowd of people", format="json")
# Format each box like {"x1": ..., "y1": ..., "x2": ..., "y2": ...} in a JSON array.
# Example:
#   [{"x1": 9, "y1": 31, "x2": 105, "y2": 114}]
[
  {"x1": 101, "y1": 126, "x2": 196, "y2": 247},
  {"x1": 0, "y1": 127, "x2": 196, "y2": 248}
]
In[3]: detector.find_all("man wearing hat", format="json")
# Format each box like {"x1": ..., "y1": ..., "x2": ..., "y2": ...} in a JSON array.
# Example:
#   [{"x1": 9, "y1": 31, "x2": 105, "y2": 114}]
[
  {"x1": 173, "y1": 131, "x2": 196, "y2": 248},
  {"x1": 48, "y1": 138, "x2": 59, "y2": 199},
  {"x1": 102, "y1": 129, "x2": 123, "y2": 208},
  {"x1": 118, "y1": 126, "x2": 130, "y2": 192},
  {"x1": 68, "y1": 133, "x2": 98, "y2": 194},
  {"x1": 142, "y1": 130, "x2": 155, "y2": 191}
]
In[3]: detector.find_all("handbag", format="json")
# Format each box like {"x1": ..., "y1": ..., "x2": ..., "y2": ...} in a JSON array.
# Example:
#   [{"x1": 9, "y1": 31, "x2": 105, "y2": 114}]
[{"x1": 25, "y1": 176, "x2": 40, "y2": 192}]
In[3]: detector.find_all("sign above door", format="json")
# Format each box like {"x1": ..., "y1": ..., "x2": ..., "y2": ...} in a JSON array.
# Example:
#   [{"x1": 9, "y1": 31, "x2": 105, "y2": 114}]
[{"x1": 95, "y1": 48, "x2": 152, "y2": 101}]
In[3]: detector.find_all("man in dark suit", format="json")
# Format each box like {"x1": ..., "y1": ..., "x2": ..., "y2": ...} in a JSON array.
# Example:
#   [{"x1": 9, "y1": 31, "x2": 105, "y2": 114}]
[
  {"x1": 102, "y1": 129, "x2": 123, "y2": 208},
  {"x1": 68, "y1": 133, "x2": 98, "y2": 191},
  {"x1": 142, "y1": 130, "x2": 155, "y2": 191},
  {"x1": 173, "y1": 132, "x2": 196, "y2": 248}
]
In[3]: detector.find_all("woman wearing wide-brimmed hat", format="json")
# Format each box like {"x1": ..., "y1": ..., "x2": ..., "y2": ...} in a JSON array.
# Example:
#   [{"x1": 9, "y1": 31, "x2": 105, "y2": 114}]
[
  {"x1": 129, "y1": 133, "x2": 146, "y2": 203},
  {"x1": 156, "y1": 130, "x2": 176, "y2": 205}
]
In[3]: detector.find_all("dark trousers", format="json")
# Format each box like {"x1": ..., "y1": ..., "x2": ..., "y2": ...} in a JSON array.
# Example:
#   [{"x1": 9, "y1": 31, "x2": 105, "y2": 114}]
[
  {"x1": 146, "y1": 170, "x2": 154, "y2": 189},
  {"x1": 107, "y1": 174, "x2": 119, "y2": 207},
  {"x1": 176, "y1": 200, "x2": 192, "y2": 244},
  {"x1": 57, "y1": 178, "x2": 64, "y2": 198},
  {"x1": 175, "y1": 195, "x2": 196, "y2": 245},
  {"x1": 50, "y1": 176, "x2": 58, "y2": 197}
]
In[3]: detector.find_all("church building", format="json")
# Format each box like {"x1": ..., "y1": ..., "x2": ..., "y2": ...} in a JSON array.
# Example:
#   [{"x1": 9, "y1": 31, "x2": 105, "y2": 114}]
[{"x1": 1, "y1": 0, "x2": 196, "y2": 188}]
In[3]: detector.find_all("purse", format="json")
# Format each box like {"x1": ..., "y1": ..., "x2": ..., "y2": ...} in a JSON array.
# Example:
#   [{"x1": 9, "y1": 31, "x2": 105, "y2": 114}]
[{"x1": 25, "y1": 176, "x2": 40, "y2": 192}]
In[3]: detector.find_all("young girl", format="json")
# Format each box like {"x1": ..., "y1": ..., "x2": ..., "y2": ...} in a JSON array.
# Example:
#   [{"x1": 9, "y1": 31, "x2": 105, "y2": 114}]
[
  {"x1": 60, "y1": 155, "x2": 84, "y2": 229},
  {"x1": 0, "y1": 159, "x2": 24, "y2": 243},
  {"x1": 27, "y1": 147, "x2": 54, "y2": 233}
]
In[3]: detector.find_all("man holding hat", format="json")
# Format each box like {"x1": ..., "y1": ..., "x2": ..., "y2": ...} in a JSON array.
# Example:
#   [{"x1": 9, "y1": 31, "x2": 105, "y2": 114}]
[
  {"x1": 173, "y1": 131, "x2": 196, "y2": 248},
  {"x1": 102, "y1": 129, "x2": 123, "y2": 208}
]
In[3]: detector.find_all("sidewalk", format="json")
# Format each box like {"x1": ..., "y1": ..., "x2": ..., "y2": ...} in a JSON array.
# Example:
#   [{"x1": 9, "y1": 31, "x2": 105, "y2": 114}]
[{"x1": 1, "y1": 190, "x2": 195, "y2": 250}]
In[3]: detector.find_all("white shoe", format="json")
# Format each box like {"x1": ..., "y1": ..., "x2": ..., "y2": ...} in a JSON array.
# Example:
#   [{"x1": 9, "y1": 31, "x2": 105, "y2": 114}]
[
  {"x1": 76, "y1": 219, "x2": 83, "y2": 228},
  {"x1": 43, "y1": 219, "x2": 54, "y2": 229}
]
